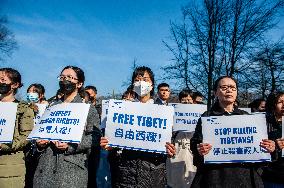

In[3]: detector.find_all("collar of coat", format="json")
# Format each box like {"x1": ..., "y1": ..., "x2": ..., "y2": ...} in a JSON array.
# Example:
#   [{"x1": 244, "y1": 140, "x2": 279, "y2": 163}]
[
  {"x1": 208, "y1": 102, "x2": 248, "y2": 116},
  {"x1": 53, "y1": 93, "x2": 83, "y2": 106}
]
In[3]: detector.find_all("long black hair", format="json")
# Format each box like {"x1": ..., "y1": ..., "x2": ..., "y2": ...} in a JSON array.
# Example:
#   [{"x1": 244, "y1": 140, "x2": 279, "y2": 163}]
[{"x1": 266, "y1": 91, "x2": 284, "y2": 125}]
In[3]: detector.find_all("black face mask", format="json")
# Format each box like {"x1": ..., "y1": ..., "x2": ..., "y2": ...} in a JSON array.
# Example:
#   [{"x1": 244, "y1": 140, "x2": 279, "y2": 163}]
[
  {"x1": 0, "y1": 83, "x2": 12, "y2": 95},
  {"x1": 59, "y1": 80, "x2": 77, "y2": 95}
]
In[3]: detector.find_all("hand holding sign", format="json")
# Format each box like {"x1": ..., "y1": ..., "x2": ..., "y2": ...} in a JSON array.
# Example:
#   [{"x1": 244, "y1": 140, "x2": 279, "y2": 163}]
[
  {"x1": 165, "y1": 142, "x2": 176, "y2": 157},
  {"x1": 197, "y1": 143, "x2": 212, "y2": 156},
  {"x1": 53, "y1": 141, "x2": 69, "y2": 150},
  {"x1": 100, "y1": 137, "x2": 112, "y2": 151},
  {"x1": 260, "y1": 139, "x2": 275, "y2": 153},
  {"x1": 36, "y1": 140, "x2": 49, "y2": 149}
]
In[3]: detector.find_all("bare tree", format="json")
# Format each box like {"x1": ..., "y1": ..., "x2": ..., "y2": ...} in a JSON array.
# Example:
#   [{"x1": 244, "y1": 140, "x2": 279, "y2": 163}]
[
  {"x1": 0, "y1": 16, "x2": 17, "y2": 62},
  {"x1": 121, "y1": 58, "x2": 138, "y2": 88},
  {"x1": 162, "y1": 17, "x2": 195, "y2": 91},
  {"x1": 163, "y1": 0, "x2": 284, "y2": 109},
  {"x1": 251, "y1": 40, "x2": 284, "y2": 93}
]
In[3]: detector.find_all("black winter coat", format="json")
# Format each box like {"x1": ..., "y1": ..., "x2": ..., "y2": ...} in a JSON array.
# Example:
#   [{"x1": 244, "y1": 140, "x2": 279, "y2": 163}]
[
  {"x1": 190, "y1": 103, "x2": 264, "y2": 188},
  {"x1": 262, "y1": 118, "x2": 284, "y2": 184},
  {"x1": 108, "y1": 100, "x2": 167, "y2": 188}
]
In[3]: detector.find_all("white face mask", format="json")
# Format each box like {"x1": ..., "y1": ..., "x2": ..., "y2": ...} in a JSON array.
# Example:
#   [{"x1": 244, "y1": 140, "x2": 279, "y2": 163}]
[{"x1": 133, "y1": 81, "x2": 152, "y2": 97}]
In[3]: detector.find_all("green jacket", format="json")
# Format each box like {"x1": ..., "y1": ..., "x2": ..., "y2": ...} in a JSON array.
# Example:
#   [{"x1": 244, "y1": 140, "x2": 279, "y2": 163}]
[{"x1": 0, "y1": 101, "x2": 34, "y2": 177}]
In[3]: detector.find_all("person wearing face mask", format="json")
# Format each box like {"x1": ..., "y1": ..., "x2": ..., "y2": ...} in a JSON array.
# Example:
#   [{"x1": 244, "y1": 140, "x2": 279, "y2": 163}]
[
  {"x1": 190, "y1": 76, "x2": 275, "y2": 188},
  {"x1": 0, "y1": 68, "x2": 34, "y2": 188},
  {"x1": 262, "y1": 91, "x2": 284, "y2": 187},
  {"x1": 100, "y1": 66, "x2": 176, "y2": 188},
  {"x1": 25, "y1": 83, "x2": 48, "y2": 188},
  {"x1": 27, "y1": 83, "x2": 48, "y2": 104},
  {"x1": 32, "y1": 66, "x2": 101, "y2": 188}
]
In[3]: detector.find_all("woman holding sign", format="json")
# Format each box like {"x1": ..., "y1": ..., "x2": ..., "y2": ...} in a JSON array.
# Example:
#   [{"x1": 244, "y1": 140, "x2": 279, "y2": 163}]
[
  {"x1": 262, "y1": 91, "x2": 284, "y2": 187},
  {"x1": 190, "y1": 76, "x2": 275, "y2": 188},
  {"x1": 33, "y1": 66, "x2": 101, "y2": 188},
  {"x1": 0, "y1": 68, "x2": 35, "y2": 188},
  {"x1": 100, "y1": 66, "x2": 175, "y2": 188}
]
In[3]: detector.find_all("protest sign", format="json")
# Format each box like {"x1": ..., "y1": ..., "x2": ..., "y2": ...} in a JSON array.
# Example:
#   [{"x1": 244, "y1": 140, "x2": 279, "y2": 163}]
[
  {"x1": 34, "y1": 103, "x2": 48, "y2": 125},
  {"x1": 28, "y1": 103, "x2": 90, "y2": 143},
  {"x1": 0, "y1": 102, "x2": 18, "y2": 143},
  {"x1": 105, "y1": 99, "x2": 174, "y2": 153},
  {"x1": 169, "y1": 103, "x2": 206, "y2": 132},
  {"x1": 100, "y1": 100, "x2": 109, "y2": 129},
  {"x1": 203, "y1": 114, "x2": 271, "y2": 163}
]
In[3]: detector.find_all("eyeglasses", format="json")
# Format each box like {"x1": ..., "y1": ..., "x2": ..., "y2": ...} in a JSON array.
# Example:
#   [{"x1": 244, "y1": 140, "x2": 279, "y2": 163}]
[
  {"x1": 219, "y1": 85, "x2": 237, "y2": 91},
  {"x1": 57, "y1": 75, "x2": 78, "y2": 81}
]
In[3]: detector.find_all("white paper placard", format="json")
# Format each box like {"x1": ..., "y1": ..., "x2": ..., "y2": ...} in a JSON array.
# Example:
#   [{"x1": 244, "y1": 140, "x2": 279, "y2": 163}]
[
  {"x1": 28, "y1": 103, "x2": 90, "y2": 143},
  {"x1": 105, "y1": 99, "x2": 174, "y2": 153},
  {"x1": 100, "y1": 100, "x2": 109, "y2": 129},
  {"x1": 169, "y1": 103, "x2": 206, "y2": 132},
  {"x1": 0, "y1": 102, "x2": 18, "y2": 143},
  {"x1": 34, "y1": 103, "x2": 48, "y2": 125},
  {"x1": 203, "y1": 114, "x2": 271, "y2": 163}
]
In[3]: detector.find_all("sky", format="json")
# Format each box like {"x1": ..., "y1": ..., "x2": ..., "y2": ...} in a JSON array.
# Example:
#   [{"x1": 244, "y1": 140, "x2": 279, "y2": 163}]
[{"x1": 1, "y1": 0, "x2": 189, "y2": 98}]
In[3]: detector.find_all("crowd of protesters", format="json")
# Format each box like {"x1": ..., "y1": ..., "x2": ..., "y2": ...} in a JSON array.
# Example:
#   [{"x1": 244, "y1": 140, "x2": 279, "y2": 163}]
[{"x1": 0, "y1": 65, "x2": 283, "y2": 188}]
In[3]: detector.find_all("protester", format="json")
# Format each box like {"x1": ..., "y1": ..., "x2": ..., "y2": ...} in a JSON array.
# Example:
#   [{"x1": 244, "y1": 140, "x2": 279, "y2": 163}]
[
  {"x1": 85, "y1": 85, "x2": 97, "y2": 106},
  {"x1": 79, "y1": 88, "x2": 90, "y2": 103},
  {"x1": 179, "y1": 89, "x2": 194, "y2": 104},
  {"x1": 192, "y1": 91, "x2": 204, "y2": 104},
  {"x1": 167, "y1": 88, "x2": 197, "y2": 187},
  {"x1": 27, "y1": 83, "x2": 48, "y2": 104},
  {"x1": 249, "y1": 98, "x2": 266, "y2": 113},
  {"x1": 100, "y1": 66, "x2": 175, "y2": 188},
  {"x1": 262, "y1": 91, "x2": 284, "y2": 187},
  {"x1": 26, "y1": 83, "x2": 49, "y2": 188},
  {"x1": 32, "y1": 66, "x2": 101, "y2": 188},
  {"x1": 122, "y1": 85, "x2": 135, "y2": 101},
  {"x1": 190, "y1": 76, "x2": 275, "y2": 188},
  {"x1": 0, "y1": 68, "x2": 34, "y2": 188},
  {"x1": 155, "y1": 82, "x2": 171, "y2": 105}
]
